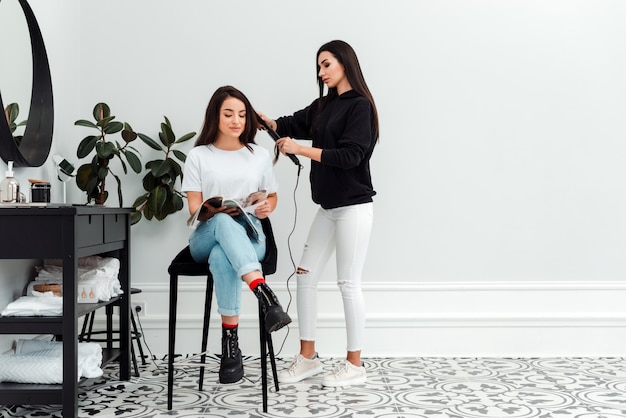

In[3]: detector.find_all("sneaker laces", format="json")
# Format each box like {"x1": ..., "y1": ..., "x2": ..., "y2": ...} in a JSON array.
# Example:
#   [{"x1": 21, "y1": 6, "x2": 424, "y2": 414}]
[
  {"x1": 330, "y1": 360, "x2": 351, "y2": 378},
  {"x1": 286, "y1": 355, "x2": 305, "y2": 372}
]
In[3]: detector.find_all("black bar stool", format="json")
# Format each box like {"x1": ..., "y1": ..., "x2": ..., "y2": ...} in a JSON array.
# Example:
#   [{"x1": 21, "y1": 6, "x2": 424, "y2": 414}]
[
  {"x1": 79, "y1": 287, "x2": 147, "y2": 377},
  {"x1": 167, "y1": 217, "x2": 280, "y2": 413}
]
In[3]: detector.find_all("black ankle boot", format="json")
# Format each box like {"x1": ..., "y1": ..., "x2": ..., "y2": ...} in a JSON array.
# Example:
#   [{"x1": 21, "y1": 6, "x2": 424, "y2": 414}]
[
  {"x1": 219, "y1": 326, "x2": 243, "y2": 384},
  {"x1": 253, "y1": 282, "x2": 292, "y2": 333}
]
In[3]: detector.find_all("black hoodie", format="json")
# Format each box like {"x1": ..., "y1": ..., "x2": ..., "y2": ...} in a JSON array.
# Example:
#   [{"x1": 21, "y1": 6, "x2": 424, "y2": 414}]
[{"x1": 276, "y1": 90, "x2": 376, "y2": 209}]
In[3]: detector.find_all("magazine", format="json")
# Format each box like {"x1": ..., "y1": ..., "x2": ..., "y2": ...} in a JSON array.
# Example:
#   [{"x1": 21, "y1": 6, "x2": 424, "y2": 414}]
[{"x1": 187, "y1": 190, "x2": 268, "y2": 239}]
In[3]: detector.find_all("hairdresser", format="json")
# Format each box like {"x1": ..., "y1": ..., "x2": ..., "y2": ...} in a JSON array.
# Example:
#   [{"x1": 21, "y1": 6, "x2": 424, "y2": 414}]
[{"x1": 259, "y1": 40, "x2": 379, "y2": 387}]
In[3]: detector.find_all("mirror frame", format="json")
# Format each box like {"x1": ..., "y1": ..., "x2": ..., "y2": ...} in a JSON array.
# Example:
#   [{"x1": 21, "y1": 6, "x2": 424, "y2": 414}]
[{"x1": 0, "y1": 0, "x2": 53, "y2": 167}]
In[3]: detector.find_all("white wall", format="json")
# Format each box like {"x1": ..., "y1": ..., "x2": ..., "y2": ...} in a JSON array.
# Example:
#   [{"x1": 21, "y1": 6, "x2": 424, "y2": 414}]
[{"x1": 1, "y1": 0, "x2": 625, "y2": 357}]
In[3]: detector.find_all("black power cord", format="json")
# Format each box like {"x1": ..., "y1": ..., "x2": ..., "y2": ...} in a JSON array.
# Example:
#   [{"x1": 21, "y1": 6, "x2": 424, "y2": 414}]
[{"x1": 132, "y1": 305, "x2": 161, "y2": 370}]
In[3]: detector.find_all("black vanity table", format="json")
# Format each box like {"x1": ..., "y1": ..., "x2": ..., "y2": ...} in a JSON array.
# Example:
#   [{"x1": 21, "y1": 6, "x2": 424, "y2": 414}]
[{"x1": 0, "y1": 205, "x2": 132, "y2": 417}]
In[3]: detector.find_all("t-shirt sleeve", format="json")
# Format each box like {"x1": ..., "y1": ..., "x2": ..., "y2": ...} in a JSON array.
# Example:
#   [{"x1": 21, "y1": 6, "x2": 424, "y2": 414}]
[{"x1": 181, "y1": 148, "x2": 202, "y2": 193}]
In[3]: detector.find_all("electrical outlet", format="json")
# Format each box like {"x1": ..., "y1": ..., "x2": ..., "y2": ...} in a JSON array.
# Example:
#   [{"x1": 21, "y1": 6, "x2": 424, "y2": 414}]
[{"x1": 132, "y1": 301, "x2": 146, "y2": 316}]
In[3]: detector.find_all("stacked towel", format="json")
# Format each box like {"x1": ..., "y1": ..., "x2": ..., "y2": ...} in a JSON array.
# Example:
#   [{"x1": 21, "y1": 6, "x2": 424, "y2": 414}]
[
  {"x1": 0, "y1": 291, "x2": 62, "y2": 316},
  {"x1": 0, "y1": 339, "x2": 103, "y2": 384},
  {"x1": 1, "y1": 255, "x2": 124, "y2": 316},
  {"x1": 31, "y1": 255, "x2": 124, "y2": 301}
]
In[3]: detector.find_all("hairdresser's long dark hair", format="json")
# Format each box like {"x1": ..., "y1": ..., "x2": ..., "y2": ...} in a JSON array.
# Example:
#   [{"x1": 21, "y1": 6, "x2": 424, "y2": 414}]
[
  {"x1": 194, "y1": 85, "x2": 257, "y2": 150},
  {"x1": 316, "y1": 40, "x2": 379, "y2": 140}
]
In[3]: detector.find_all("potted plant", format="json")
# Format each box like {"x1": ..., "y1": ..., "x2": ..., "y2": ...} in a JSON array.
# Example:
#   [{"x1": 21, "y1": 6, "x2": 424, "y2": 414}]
[
  {"x1": 131, "y1": 117, "x2": 195, "y2": 224},
  {"x1": 74, "y1": 103, "x2": 142, "y2": 206}
]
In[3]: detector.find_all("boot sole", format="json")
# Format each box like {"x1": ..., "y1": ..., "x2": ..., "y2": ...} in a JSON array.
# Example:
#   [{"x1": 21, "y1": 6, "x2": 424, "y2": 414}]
[
  {"x1": 219, "y1": 367, "x2": 244, "y2": 384},
  {"x1": 265, "y1": 312, "x2": 292, "y2": 333}
]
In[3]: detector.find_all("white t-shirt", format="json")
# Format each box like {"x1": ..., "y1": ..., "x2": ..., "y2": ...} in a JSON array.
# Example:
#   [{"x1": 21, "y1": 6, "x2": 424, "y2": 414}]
[{"x1": 182, "y1": 143, "x2": 278, "y2": 200}]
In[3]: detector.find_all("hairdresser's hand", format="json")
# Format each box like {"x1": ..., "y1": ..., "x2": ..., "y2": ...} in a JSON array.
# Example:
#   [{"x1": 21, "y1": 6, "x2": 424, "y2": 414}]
[
  {"x1": 276, "y1": 136, "x2": 301, "y2": 156},
  {"x1": 253, "y1": 200, "x2": 272, "y2": 219},
  {"x1": 257, "y1": 112, "x2": 277, "y2": 131}
]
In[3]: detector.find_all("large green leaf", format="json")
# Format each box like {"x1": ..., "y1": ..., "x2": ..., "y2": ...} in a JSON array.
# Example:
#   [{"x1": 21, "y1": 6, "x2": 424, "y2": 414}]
[
  {"x1": 175, "y1": 131, "x2": 196, "y2": 144},
  {"x1": 74, "y1": 119, "x2": 98, "y2": 129},
  {"x1": 103, "y1": 121, "x2": 124, "y2": 135},
  {"x1": 172, "y1": 193, "x2": 184, "y2": 211},
  {"x1": 172, "y1": 149, "x2": 187, "y2": 163},
  {"x1": 129, "y1": 210, "x2": 142, "y2": 225},
  {"x1": 96, "y1": 141, "x2": 117, "y2": 159},
  {"x1": 142, "y1": 172, "x2": 157, "y2": 191},
  {"x1": 137, "y1": 133, "x2": 163, "y2": 151},
  {"x1": 93, "y1": 103, "x2": 111, "y2": 121},
  {"x1": 124, "y1": 150, "x2": 142, "y2": 173},
  {"x1": 77, "y1": 135, "x2": 99, "y2": 158},
  {"x1": 147, "y1": 185, "x2": 167, "y2": 213},
  {"x1": 169, "y1": 159, "x2": 182, "y2": 177},
  {"x1": 76, "y1": 164, "x2": 94, "y2": 191},
  {"x1": 151, "y1": 159, "x2": 171, "y2": 177},
  {"x1": 160, "y1": 122, "x2": 175, "y2": 147},
  {"x1": 132, "y1": 193, "x2": 149, "y2": 208},
  {"x1": 143, "y1": 205, "x2": 154, "y2": 220},
  {"x1": 155, "y1": 191, "x2": 177, "y2": 220},
  {"x1": 6, "y1": 103, "x2": 19, "y2": 122}
]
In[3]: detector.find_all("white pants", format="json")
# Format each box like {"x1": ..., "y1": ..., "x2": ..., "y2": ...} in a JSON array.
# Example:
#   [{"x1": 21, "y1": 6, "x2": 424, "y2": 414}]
[{"x1": 296, "y1": 202, "x2": 373, "y2": 352}]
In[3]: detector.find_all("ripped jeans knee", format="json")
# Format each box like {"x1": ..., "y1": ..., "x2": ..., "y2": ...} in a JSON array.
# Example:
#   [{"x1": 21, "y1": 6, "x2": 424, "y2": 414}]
[
  {"x1": 296, "y1": 266, "x2": 309, "y2": 275},
  {"x1": 337, "y1": 279, "x2": 362, "y2": 297}
]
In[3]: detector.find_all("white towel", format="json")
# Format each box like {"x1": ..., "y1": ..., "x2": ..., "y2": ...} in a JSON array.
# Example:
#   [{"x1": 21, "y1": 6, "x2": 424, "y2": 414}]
[
  {"x1": 32, "y1": 255, "x2": 124, "y2": 301},
  {"x1": 0, "y1": 339, "x2": 103, "y2": 383},
  {"x1": 0, "y1": 292, "x2": 63, "y2": 316}
]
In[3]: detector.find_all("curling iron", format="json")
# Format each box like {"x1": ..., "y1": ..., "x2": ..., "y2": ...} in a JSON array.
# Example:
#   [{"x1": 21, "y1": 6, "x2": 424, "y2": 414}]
[{"x1": 257, "y1": 115, "x2": 301, "y2": 167}]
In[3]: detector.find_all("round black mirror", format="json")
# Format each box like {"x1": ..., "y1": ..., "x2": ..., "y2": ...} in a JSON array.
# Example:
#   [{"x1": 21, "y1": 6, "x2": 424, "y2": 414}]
[{"x1": 0, "y1": 0, "x2": 53, "y2": 167}]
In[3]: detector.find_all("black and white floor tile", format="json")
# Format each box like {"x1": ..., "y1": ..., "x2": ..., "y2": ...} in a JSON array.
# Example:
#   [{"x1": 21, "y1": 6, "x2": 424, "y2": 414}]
[{"x1": 1, "y1": 355, "x2": 625, "y2": 417}]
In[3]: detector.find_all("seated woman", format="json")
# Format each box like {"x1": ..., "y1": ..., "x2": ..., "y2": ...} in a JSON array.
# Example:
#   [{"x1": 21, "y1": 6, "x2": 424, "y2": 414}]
[{"x1": 182, "y1": 85, "x2": 291, "y2": 384}]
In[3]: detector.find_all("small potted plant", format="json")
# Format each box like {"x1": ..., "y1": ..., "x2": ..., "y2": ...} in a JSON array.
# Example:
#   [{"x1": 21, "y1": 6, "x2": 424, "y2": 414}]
[
  {"x1": 74, "y1": 103, "x2": 142, "y2": 206},
  {"x1": 131, "y1": 117, "x2": 195, "y2": 224}
]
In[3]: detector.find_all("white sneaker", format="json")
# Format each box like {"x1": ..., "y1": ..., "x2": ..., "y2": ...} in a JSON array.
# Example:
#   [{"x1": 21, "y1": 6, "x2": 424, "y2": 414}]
[
  {"x1": 278, "y1": 353, "x2": 323, "y2": 383},
  {"x1": 321, "y1": 360, "x2": 366, "y2": 387}
]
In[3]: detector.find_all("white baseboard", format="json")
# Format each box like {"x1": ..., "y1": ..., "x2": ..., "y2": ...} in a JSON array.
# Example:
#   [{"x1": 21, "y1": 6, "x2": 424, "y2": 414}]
[{"x1": 119, "y1": 280, "x2": 626, "y2": 358}]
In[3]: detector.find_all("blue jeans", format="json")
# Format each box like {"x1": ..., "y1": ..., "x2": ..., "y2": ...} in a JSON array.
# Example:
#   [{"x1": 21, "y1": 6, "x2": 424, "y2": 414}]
[{"x1": 189, "y1": 213, "x2": 266, "y2": 317}]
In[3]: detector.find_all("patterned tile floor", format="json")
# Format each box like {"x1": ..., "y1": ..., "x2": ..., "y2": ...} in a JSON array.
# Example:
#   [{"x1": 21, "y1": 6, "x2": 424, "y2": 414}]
[{"x1": 1, "y1": 355, "x2": 625, "y2": 417}]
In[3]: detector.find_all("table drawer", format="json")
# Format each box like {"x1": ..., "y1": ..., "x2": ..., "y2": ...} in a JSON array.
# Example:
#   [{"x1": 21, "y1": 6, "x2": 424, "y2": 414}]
[
  {"x1": 104, "y1": 214, "x2": 126, "y2": 243},
  {"x1": 76, "y1": 214, "x2": 104, "y2": 247}
]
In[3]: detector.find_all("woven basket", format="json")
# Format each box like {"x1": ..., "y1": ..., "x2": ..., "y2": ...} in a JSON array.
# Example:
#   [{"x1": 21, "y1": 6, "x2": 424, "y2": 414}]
[{"x1": 33, "y1": 283, "x2": 62, "y2": 296}]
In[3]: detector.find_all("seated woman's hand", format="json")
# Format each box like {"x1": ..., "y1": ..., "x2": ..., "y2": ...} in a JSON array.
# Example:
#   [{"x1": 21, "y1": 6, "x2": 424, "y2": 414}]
[
  {"x1": 198, "y1": 202, "x2": 226, "y2": 221},
  {"x1": 253, "y1": 200, "x2": 271, "y2": 219}
]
